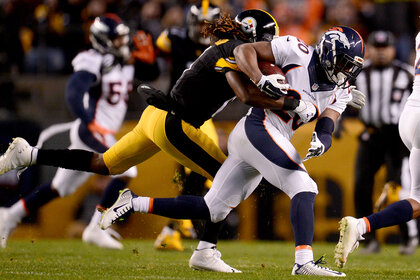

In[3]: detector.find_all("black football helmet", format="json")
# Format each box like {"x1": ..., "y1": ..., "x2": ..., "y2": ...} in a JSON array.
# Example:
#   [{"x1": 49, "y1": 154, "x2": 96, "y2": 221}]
[
  {"x1": 89, "y1": 13, "x2": 130, "y2": 60},
  {"x1": 234, "y1": 9, "x2": 279, "y2": 42},
  {"x1": 187, "y1": 0, "x2": 221, "y2": 45},
  {"x1": 316, "y1": 26, "x2": 365, "y2": 88}
]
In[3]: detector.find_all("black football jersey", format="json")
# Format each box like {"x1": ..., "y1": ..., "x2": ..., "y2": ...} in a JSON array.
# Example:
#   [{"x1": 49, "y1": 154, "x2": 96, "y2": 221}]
[{"x1": 170, "y1": 39, "x2": 244, "y2": 127}]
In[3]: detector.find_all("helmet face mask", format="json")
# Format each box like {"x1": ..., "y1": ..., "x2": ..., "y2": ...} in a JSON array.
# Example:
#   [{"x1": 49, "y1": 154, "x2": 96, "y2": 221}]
[
  {"x1": 90, "y1": 13, "x2": 130, "y2": 61},
  {"x1": 187, "y1": 0, "x2": 220, "y2": 45},
  {"x1": 234, "y1": 9, "x2": 279, "y2": 42},
  {"x1": 316, "y1": 26, "x2": 365, "y2": 88}
]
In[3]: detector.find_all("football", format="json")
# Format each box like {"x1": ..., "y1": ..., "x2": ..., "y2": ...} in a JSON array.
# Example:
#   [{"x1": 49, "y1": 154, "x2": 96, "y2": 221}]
[{"x1": 258, "y1": 61, "x2": 286, "y2": 83}]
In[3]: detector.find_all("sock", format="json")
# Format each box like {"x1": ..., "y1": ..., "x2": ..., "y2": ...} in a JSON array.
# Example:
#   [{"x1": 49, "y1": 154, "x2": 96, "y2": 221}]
[
  {"x1": 99, "y1": 178, "x2": 128, "y2": 208},
  {"x1": 366, "y1": 200, "x2": 413, "y2": 231},
  {"x1": 152, "y1": 195, "x2": 210, "y2": 219},
  {"x1": 357, "y1": 218, "x2": 368, "y2": 235},
  {"x1": 87, "y1": 209, "x2": 102, "y2": 227},
  {"x1": 196, "y1": 240, "x2": 216, "y2": 250},
  {"x1": 8, "y1": 199, "x2": 27, "y2": 223},
  {"x1": 295, "y1": 245, "x2": 313, "y2": 265},
  {"x1": 37, "y1": 149, "x2": 97, "y2": 173},
  {"x1": 200, "y1": 221, "x2": 224, "y2": 245},
  {"x1": 23, "y1": 183, "x2": 59, "y2": 214},
  {"x1": 31, "y1": 148, "x2": 38, "y2": 164},
  {"x1": 132, "y1": 196, "x2": 152, "y2": 212},
  {"x1": 160, "y1": 226, "x2": 176, "y2": 236},
  {"x1": 290, "y1": 192, "x2": 316, "y2": 246}
]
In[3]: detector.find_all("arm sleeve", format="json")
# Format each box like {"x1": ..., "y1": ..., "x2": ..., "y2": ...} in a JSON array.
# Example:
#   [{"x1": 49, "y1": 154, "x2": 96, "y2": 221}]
[
  {"x1": 314, "y1": 117, "x2": 335, "y2": 153},
  {"x1": 65, "y1": 71, "x2": 97, "y2": 124}
]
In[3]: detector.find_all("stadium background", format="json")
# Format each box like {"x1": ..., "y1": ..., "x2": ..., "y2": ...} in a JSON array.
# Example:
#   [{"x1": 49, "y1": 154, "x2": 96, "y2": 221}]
[{"x1": 0, "y1": 0, "x2": 419, "y2": 244}]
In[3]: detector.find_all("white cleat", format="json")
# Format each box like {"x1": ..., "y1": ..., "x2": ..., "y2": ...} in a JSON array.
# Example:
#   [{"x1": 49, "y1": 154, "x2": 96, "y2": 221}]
[
  {"x1": 0, "y1": 137, "x2": 35, "y2": 176},
  {"x1": 335, "y1": 216, "x2": 364, "y2": 268},
  {"x1": 189, "y1": 247, "x2": 242, "y2": 273},
  {"x1": 0, "y1": 208, "x2": 18, "y2": 248},
  {"x1": 292, "y1": 258, "x2": 346, "y2": 277},
  {"x1": 82, "y1": 223, "x2": 123, "y2": 250},
  {"x1": 100, "y1": 188, "x2": 134, "y2": 230}
]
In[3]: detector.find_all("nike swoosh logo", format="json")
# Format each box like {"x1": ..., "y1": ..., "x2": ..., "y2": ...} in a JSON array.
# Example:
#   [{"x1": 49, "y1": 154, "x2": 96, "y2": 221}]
[
  {"x1": 113, "y1": 204, "x2": 128, "y2": 212},
  {"x1": 287, "y1": 36, "x2": 290, "y2": 42}
]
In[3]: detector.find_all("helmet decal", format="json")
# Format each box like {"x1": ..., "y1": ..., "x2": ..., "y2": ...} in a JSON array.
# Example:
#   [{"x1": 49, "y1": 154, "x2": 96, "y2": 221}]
[
  {"x1": 234, "y1": 9, "x2": 278, "y2": 42},
  {"x1": 240, "y1": 16, "x2": 257, "y2": 34}
]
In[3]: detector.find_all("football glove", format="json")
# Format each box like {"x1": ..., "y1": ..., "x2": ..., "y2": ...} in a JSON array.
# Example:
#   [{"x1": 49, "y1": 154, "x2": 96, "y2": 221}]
[
  {"x1": 294, "y1": 100, "x2": 317, "y2": 123},
  {"x1": 256, "y1": 74, "x2": 290, "y2": 99},
  {"x1": 348, "y1": 86, "x2": 365, "y2": 109},
  {"x1": 303, "y1": 132, "x2": 325, "y2": 161},
  {"x1": 132, "y1": 30, "x2": 156, "y2": 64}
]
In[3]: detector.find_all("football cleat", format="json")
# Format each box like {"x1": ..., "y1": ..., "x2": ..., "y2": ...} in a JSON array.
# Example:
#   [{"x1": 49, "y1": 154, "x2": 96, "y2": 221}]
[
  {"x1": 335, "y1": 216, "x2": 364, "y2": 268},
  {"x1": 100, "y1": 188, "x2": 134, "y2": 230},
  {"x1": 82, "y1": 223, "x2": 123, "y2": 250},
  {"x1": 189, "y1": 247, "x2": 242, "y2": 273},
  {"x1": 154, "y1": 227, "x2": 184, "y2": 251},
  {"x1": 0, "y1": 137, "x2": 35, "y2": 177},
  {"x1": 0, "y1": 208, "x2": 18, "y2": 248},
  {"x1": 292, "y1": 256, "x2": 345, "y2": 277}
]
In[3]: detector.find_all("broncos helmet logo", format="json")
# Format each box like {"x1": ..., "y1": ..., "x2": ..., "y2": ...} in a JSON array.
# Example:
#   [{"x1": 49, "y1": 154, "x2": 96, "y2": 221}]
[{"x1": 325, "y1": 30, "x2": 351, "y2": 50}]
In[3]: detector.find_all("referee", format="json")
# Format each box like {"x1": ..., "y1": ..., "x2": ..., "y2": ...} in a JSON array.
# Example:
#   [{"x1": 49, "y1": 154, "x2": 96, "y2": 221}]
[{"x1": 353, "y1": 30, "x2": 414, "y2": 254}]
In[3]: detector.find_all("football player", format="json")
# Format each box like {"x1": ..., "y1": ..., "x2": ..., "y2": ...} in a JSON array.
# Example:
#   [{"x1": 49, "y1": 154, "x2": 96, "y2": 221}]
[
  {"x1": 153, "y1": 0, "x2": 221, "y2": 251},
  {"x1": 0, "y1": 9, "x2": 316, "y2": 272},
  {"x1": 99, "y1": 25, "x2": 366, "y2": 276},
  {"x1": 334, "y1": 31, "x2": 420, "y2": 268},
  {"x1": 0, "y1": 13, "x2": 159, "y2": 249}
]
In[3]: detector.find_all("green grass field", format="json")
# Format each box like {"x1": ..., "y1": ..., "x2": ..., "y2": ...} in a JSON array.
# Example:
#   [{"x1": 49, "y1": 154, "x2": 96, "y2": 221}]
[{"x1": 0, "y1": 239, "x2": 419, "y2": 279}]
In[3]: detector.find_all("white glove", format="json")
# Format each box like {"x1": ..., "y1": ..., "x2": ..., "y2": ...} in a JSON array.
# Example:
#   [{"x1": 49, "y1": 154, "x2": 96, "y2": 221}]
[
  {"x1": 303, "y1": 132, "x2": 325, "y2": 161},
  {"x1": 256, "y1": 74, "x2": 290, "y2": 99},
  {"x1": 294, "y1": 100, "x2": 317, "y2": 123},
  {"x1": 348, "y1": 85, "x2": 365, "y2": 109}
]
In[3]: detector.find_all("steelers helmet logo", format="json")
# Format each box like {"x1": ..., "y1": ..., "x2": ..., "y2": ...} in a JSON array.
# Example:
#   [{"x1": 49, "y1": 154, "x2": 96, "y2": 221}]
[{"x1": 240, "y1": 16, "x2": 257, "y2": 34}]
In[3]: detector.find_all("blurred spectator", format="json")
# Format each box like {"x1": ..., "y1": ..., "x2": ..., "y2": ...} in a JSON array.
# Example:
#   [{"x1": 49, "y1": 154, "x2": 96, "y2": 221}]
[
  {"x1": 0, "y1": 0, "x2": 25, "y2": 73},
  {"x1": 353, "y1": 31, "x2": 414, "y2": 254},
  {"x1": 24, "y1": 0, "x2": 67, "y2": 73}
]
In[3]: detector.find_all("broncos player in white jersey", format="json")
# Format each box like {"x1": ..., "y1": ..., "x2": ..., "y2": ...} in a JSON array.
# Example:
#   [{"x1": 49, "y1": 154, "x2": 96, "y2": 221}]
[
  {"x1": 98, "y1": 25, "x2": 366, "y2": 276},
  {"x1": 0, "y1": 13, "x2": 158, "y2": 249},
  {"x1": 334, "y1": 31, "x2": 420, "y2": 269}
]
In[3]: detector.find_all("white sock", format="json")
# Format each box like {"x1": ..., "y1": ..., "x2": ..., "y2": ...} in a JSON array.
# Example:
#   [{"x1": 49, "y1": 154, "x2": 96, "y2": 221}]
[
  {"x1": 87, "y1": 209, "x2": 102, "y2": 227},
  {"x1": 295, "y1": 246, "x2": 313, "y2": 265},
  {"x1": 31, "y1": 148, "x2": 38, "y2": 164},
  {"x1": 196, "y1": 241, "x2": 216, "y2": 250},
  {"x1": 8, "y1": 199, "x2": 27, "y2": 223},
  {"x1": 357, "y1": 218, "x2": 367, "y2": 235},
  {"x1": 132, "y1": 196, "x2": 151, "y2": 212}
]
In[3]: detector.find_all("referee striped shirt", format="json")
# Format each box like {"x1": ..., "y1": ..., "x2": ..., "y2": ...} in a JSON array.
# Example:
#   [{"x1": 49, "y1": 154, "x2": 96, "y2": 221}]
[{"x1": 355, "y1": 59, "x2": 414, "y2": 128}]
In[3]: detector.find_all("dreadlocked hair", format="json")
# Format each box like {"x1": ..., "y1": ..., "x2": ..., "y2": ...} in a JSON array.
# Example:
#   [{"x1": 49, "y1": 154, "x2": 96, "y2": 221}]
[{"x1": 202, "y1": 12, "x2": 248, "y2": 42}]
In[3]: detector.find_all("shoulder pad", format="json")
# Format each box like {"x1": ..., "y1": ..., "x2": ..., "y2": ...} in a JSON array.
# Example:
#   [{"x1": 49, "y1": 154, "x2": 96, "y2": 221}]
[{"x1": 72, "y1": 49, "x2": 102, "y2": 78}]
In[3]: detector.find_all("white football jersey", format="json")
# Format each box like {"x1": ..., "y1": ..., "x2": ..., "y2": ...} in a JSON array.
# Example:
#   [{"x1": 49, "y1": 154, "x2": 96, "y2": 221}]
[
  {"x1": 72, "y1": 49, "x2": 134, "y2": 132},
  {"x1": 267, "y1": 36, "x2": 351, "y2": 139}
]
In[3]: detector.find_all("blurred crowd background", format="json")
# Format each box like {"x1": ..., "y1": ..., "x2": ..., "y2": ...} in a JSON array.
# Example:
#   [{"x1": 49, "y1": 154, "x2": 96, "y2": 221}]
[
  {"x1": 0, "y1": 0, "x2": 419, "y2": 76},
  {"x1": 0, "y1": 0, "x2": 420, "y2": 246}
]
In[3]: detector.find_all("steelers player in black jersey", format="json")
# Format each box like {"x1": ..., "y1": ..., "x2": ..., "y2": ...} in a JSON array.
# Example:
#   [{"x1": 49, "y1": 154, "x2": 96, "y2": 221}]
[
  {"x1": 153, "y1": 1, "x2": 221, "y2": 250},
  {"x1": 1, "y1": 10, "x2": 309, "y2": 272}
]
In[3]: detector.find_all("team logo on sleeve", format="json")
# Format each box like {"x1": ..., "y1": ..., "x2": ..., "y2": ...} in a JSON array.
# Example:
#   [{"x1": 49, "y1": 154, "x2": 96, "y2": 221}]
[{"x1": 239, "y1": 17, "x2": 257, "y2": 34}]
